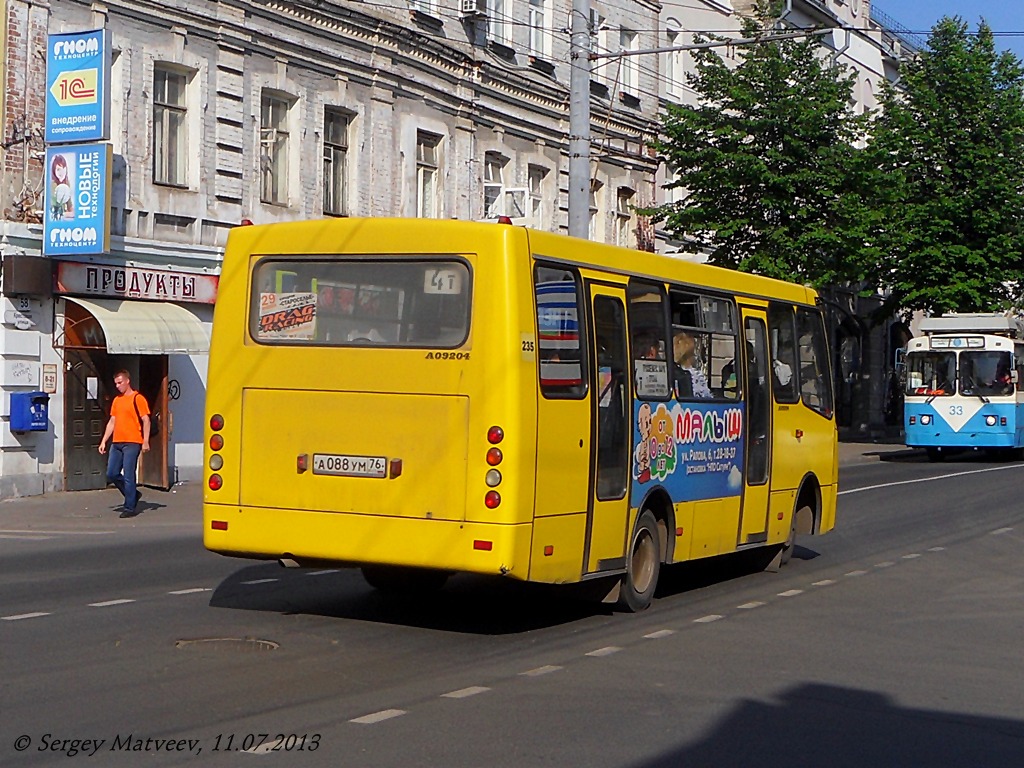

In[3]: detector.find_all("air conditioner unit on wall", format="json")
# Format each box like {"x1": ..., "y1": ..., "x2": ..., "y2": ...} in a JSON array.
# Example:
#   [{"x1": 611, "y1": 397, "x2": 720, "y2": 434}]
[{"x1": 460, "y1": 0, "x2": 486, "y2": 17}]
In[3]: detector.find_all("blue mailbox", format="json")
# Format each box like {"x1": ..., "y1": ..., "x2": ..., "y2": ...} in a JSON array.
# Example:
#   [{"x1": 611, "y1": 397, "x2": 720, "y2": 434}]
[{"x1": 10, "y1": 391, "x2": 50, "y2": 432}]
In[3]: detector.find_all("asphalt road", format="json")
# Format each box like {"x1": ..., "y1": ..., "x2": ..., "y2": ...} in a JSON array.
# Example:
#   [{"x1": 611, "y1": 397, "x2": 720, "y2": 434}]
[{"x1": 2, "y1": 449, "x2": 1023, "y2": 767}]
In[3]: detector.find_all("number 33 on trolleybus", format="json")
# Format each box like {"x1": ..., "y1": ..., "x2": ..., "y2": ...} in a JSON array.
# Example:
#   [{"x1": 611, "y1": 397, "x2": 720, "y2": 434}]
[{"x1": 203, "y1": 218, "x2": 838, "y2": 611}]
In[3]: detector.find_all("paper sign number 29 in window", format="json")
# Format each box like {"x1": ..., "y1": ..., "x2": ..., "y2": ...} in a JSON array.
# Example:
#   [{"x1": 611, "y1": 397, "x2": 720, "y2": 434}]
[{"x1": 424, "y1": 268, "x2": 462, "y2": 295}]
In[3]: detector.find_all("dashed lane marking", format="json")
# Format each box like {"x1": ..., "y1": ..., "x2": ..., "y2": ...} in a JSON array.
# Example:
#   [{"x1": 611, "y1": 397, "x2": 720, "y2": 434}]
[
  {"x1": 875, "y1": 562, "x2": 895, "y2": 568},
  {"x1": 813, "y1": 579, "x2": 836, "y2": 586},
  {"x1": 928, "y1": 546, "x2": 946, "y2": 552},
  {"x1": 902, "y1": 553, "x2": 921, "y2": 559},
  {"x1": 737, "y1": 601, "x2": 765, "y2": 609},
  {"x1": 644, "y1": 629, "x2": 676, "y2": 639},
  {"x1": 350, "y1": 709, "x2": 406, "y2": 725},
  {"x1": 441, "y1": 686, "x2": 490, "y2": 699},
  {"x1": 991, "y1": 527, "x2": 1014, "y2": 535},
  {"x1": 586, "y1": 646, "x2": 622, "y2": 657},
  {"x1": 168, "y1": 588, "x2": 213, "y2": 595},
  {"x1": 2, "y1": 612, "x2": 51, "y2": 621},
  {"x1": 88, "y1": 599, "x2": 135, "y2": 607},
  {"x1": 0, "y1": 529, "x2": 114, "y2": 536},
  {"x1": 241, "y1": 579, "x2": 279, "y2": 585},
  {"x1": 307, "y1": 569, "x2": 340, "y2": 576},
  {"x1": 778, "y1": 589, "x2": 803, "y2": 597},
  {"x1": 520, "y1": 665, "x2": 562, "y2": 677},
  {"x1": 845, "y1": 570, "x2": 868, "y2": 577},
  {"x1": 694, "y1": 614, "x2": 724, "y2": 623}
]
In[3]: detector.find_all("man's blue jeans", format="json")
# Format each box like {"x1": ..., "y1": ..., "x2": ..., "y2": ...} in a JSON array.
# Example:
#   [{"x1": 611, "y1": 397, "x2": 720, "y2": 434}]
[{"x1": 107, "y1": 442, "x2": 142, "y2": 511}]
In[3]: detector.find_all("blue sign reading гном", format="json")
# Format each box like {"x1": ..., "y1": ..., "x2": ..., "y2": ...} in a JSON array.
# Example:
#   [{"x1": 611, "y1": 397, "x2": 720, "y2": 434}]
[{"x1": 45, "y1": 29, "x2": 111, "y2": 144}]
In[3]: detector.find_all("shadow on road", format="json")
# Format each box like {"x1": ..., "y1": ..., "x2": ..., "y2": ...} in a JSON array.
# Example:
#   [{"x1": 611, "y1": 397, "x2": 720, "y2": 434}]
[{"x1": 628, "y1": 682, "x2": 1024, "y2": 768}]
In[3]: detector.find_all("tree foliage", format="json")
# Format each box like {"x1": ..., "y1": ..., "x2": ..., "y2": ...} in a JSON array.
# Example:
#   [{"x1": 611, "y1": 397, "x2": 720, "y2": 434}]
[
  {"x1": 645, "y1": 0, "x2": 883, "y2": 289},
  {"x1": 870, "y1": 18, "x2": 1024, "y2": 317}
]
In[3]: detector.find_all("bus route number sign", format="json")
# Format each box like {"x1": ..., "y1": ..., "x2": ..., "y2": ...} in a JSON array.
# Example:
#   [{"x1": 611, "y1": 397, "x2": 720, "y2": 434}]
[
  {"x1": 312, "y1": 453, "x2": 387, "y2": 478},
  {"x1": 424, "y1": 268, "x2": 462, "y2": 295}
]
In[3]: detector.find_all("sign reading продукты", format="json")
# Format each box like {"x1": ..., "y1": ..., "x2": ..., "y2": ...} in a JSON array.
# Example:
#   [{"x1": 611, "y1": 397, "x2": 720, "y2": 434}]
[
  {"x1": 43, "y1": 144, "x2": 112, "y2": 257},
  {"x1": 45, "y1": 29, "x2": 111, "y2": 144}
]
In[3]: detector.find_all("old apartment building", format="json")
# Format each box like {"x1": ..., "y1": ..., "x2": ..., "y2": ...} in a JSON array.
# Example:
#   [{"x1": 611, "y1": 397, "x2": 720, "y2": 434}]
[{"x1": 0, "y1": 0, "x2": 906, "y2": 496}]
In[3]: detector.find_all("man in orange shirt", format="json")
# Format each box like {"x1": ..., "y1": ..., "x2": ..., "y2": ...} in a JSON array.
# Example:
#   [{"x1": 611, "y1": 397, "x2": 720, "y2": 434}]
[{"x1": 98, "y1": 370, "x2": 151, "y2": 518}]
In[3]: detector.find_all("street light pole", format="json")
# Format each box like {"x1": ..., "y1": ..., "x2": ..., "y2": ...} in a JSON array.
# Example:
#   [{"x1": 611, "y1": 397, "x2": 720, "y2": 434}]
[{"x1": 568, "y1": 0, "x2": 591, "y2": 239}]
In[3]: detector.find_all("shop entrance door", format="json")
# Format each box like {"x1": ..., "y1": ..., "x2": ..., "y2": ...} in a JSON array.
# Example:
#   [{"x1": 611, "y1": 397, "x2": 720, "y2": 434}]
[
  {"x1": 137, "y1": 355, "x2": 170, "y2": 489},
  {"x1": 64, "y1": 350, "x2": 110, "y2": 491}
]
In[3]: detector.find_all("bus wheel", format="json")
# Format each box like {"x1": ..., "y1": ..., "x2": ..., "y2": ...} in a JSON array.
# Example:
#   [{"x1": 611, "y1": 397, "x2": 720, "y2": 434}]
[
  {"x1": 779, "y1": 506, "x2": 806, "y2": 566},
  {"x1": 926, "y1": 447, "x2": 943, "y2": 463},
  {"x1": 617, "y1": 511, "x2": 661, "y2": 612},
  {"x1": 361, "y1": 565, "x2": 449, "y2": 594}
]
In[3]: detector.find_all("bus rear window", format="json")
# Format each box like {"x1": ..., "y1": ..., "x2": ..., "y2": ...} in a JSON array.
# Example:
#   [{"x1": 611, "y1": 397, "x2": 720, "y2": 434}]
[{"x1": 250, "y1": 258, "x2": 470, "y2": 347}]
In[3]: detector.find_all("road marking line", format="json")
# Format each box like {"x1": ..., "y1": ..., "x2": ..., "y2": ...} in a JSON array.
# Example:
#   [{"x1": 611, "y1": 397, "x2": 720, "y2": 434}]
[
  {"x1": 813, "y1": 579, "x2": 836, "y2": 586},
  {"x1": 586, "y1": 646, "x2": 622, "y2": 657},
  {"x1": 902, "y1": 553, "x2": 921, "y2": 559},
  {"x1": 442, "y1": 686, "x2": 490, "y2": 699},
  {"x1": 694, "y1": 614, "x2": 723, "y2": 623},
  {"x1": 778, "y1": 589, "x2": 803, "y2": 597},
  {"x1": 520, "y1": 665, "x2": 562, "y2": 677},
  {"x1": 875, "y1": 562, "x2": 895, "y2": 568},
  {"x1": 168, "y1": 588, "x2": 212, "y2": 595},
  {"x1": 991, "y1": 527, "x2": 1014, "y2": 535},
  {"x1": 840, "y1": 464, "x2": 1024, "y2": 496},
  {"x1": 0, "y1": 534, "x2": 53, "y2": 540},
  {"x1": 845, "y1": 570, "x2": 868, "y2": 577},
  {"x1": 927, "y1": 546, "x2": 946, "y2": 552},
  {"x1": 2, "y1": 612, "x2": 51, "y2": 621},
  {"x1": 738, "y1": 601, "x2": 765, "y2": 609},
  {"x1": 89, "y1": 599, "x2": 135, "y2": 607},
  {"x1": 350, "y1": 709, "x2": 406, "y2": 724},
  {"x1": 644, "y1": 629, "x2": 676, "y2": 639},
  {"x1": 241, "y1": 579, "x2": 278, "y2": 585},
  {"x1": 307, "y1": 569, "x2": 340, "y2": 576},
  {"x1": 0, "y1": 529, "x2": 114, "y2": 536}
]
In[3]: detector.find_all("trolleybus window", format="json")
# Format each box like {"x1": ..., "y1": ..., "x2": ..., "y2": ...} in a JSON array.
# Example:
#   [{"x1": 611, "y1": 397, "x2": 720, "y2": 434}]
[{"x1": 905, "y1": 351, "x2": 956, "y2": 396}]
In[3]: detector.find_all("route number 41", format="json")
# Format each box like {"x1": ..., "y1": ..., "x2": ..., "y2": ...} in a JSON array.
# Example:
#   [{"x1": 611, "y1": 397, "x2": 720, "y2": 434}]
[{"x1": 424, "y1": 269, "x2": 462, "y2": 295}]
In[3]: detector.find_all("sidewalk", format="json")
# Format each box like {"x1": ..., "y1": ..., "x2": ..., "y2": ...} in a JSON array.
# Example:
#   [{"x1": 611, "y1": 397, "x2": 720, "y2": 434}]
[{"x1": 838, "y1": 438, "x2": 914, "y2": 466}]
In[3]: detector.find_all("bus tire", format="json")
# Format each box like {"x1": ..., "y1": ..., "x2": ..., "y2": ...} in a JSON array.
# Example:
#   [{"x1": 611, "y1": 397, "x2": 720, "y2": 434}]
[
  {"x1": 617, "y1": 511, "x2": 661, "y2": 612},
  {"x1": 361, "y1": 565, "x2": 449, "y2": 594},
  {"x1": 926, "y1": 447, "x2": 943, "y2": 463},
  {"x1": 779, "y1": 506, "x2": 805, "y2": 566}
]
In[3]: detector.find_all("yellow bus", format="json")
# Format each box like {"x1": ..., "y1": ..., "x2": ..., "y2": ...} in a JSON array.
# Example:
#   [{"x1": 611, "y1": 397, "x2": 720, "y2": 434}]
[{"x1": 204, "y1": 218, "x2": 837, "y2": 611}]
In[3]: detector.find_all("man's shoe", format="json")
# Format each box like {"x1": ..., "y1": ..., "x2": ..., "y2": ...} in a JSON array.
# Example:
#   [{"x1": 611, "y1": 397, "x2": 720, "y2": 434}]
[{"x1": 119, "y1": 509, "x2": 138, "y2": 519}]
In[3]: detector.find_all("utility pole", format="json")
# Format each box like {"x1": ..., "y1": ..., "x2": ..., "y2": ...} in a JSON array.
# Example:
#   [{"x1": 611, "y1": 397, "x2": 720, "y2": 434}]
[{"x1": 567, "y1": 0, "x2": 591, "y2": 239}]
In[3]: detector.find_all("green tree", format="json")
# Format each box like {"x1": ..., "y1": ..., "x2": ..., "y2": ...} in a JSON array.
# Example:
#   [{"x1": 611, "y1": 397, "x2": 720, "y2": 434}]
[
  {"x1": 871, "y1": 17, "x2": 1024, "y2": 316},
  {"x1": 645, "y1": 1, "x2": 882, "y2": 289}
]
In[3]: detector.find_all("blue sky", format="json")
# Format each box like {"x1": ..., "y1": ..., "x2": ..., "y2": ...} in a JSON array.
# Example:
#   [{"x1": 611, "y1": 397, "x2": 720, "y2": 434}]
[{"x1": 871, "y1": 1, "x2": 1024, "y2": 59}]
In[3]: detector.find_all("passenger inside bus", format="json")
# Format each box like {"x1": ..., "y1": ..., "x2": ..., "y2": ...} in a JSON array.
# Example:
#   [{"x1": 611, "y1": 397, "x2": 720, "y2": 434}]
[{"x1": 672, "y1": 330, "x2": 712, "y2": 399}]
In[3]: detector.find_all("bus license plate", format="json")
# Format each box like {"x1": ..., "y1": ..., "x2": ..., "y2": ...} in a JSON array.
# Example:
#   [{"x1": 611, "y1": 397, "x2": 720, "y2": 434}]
[{"x1": 312, "y1": 453, "x2": 387, "y2": 478}]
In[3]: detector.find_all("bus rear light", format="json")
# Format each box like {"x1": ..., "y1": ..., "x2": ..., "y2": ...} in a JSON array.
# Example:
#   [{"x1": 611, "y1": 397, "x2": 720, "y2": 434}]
[
  {"x1": 211, "y1": 520, "x2": 228, "y2": 531},
  {"x1": 210, "y1": 434, "x2": 224, "y2": 451},
  {"x1": 486, "y1": 447, "x2": 503, "y2": 465},
  {"x1": 484, "y1": 491, "x2": 501, "y2": 508},
  {"x1": 485, "y1": 469, "x2": 502, "y2": 487},
  {"x1": 389, "y1": 458, "x2": 403, "y2": 479},
  {"x1": 208, "y1": 474, "x2": 223, "y2": 491},
  {"x1": 909, "y1": 416, "x2": 916, "y2": 425},
  {"x1": 474, "y1": 539, "x2": 493, "y2": 551},
  {"x1": 209, "y1": 454, "x2": 224, "y2": 471},
  {"x1": 1001, "y1": 417, "x2": 1007, "y2": 426},
  {"x1": 544, "y1": 545, "x2": 554, "y2": 556},
  {"x1": 487, "y1": 426, "x2": 504, "y2": 444},
  {"x1": 210, "y1": 414, "x2": 224, "y2": 431},
  {"x1": 675, "y1": 527, "x2": 684, "y2": 536},
  {"x1": 296, "y1": 454, "x2": 308, "y2": 473}
]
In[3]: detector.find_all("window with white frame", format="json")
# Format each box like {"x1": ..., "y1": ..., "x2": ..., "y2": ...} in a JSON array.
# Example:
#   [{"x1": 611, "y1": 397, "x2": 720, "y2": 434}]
[
  {"x1": 489, "y1": 0, "x2": 510, "y2": 45},
  {"x1": 153, "y1": 66, "x2": 188, "y2": 186},
  {"x1": 483, "y1": 152, "x2": 526, "y2": 219},
  {"x1": 416, "y1": 131, "x2": 442, "y2": 219},
  {"x1": 591, "y1": 10, "x2": 610, "y2": 86},
  {"x1": 528, "y1": 0, "x2": 550, "y2": 58},
  {"x1": 665, "y1": 20, "x2": 685, "y2": 100},
  {"x1": 616, "y1": 187, "x2": 634, "y2": 247},
  {"x1": 260, "y1": 92, "x2": 291, "y2": 205},
  {"x1": 323, "y1": 109, "x2": 349, "y2": 216},
  {"x1": 528, "y1": 164, "x2": 547, "y2": 228},
  {"x1": 589, "y1": 179, "x2": 603, "y2": 241},
  {"x1": 620, "y1": 28, "x2": 639, "y2": 94},
  {"x1": 409, "y1": 0, "x2": 438, "y2": 17}
]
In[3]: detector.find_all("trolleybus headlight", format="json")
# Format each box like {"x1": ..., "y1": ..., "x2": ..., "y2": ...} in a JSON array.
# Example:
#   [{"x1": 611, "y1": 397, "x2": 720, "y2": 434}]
[
  {"x1": 985, "y1": 415, "x2": 997, "y2": 427},
  {"x1": 484, "y1": 491, "x2": 501, "y2": 508},
  {"x1": 485, "y1": 469, "x2": 502, "y2": 487},
  {"x1": 486, "y1": 447, "x2": 503, "y2": 466},
  {"x1": 210, "y1": 434, "x2": 224, "y2": 451},
  {"x1": 920, "y1": 415, "x2": 931, "y2": 425},
  {"x1": 210, "y1": 414, "x2": 224, "y2": 431},
  {"x1": 487, "y1": 426, "x2": 504, "y2": 444},
  {"x1": 209, "y1": 454, "x2": 224, "y2": 471}
]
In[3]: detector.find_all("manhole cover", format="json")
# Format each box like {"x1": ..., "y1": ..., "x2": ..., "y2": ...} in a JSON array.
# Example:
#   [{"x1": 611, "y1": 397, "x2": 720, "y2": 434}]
[{"x1": 175, "y1": 637, "x2": 279, "y2": 652}]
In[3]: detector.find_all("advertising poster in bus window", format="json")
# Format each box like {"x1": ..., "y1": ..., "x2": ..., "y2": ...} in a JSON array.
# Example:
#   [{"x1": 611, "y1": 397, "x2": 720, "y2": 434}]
[
  {"x1": 631, "y1": 400, "x2": 745, "y2": 506},
  {"x1": 258, "y1": 292, "x2": 317, "y2": 340},
  {"x1": 537, "y1": 281, "x2": 582, "y2": 386}
]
